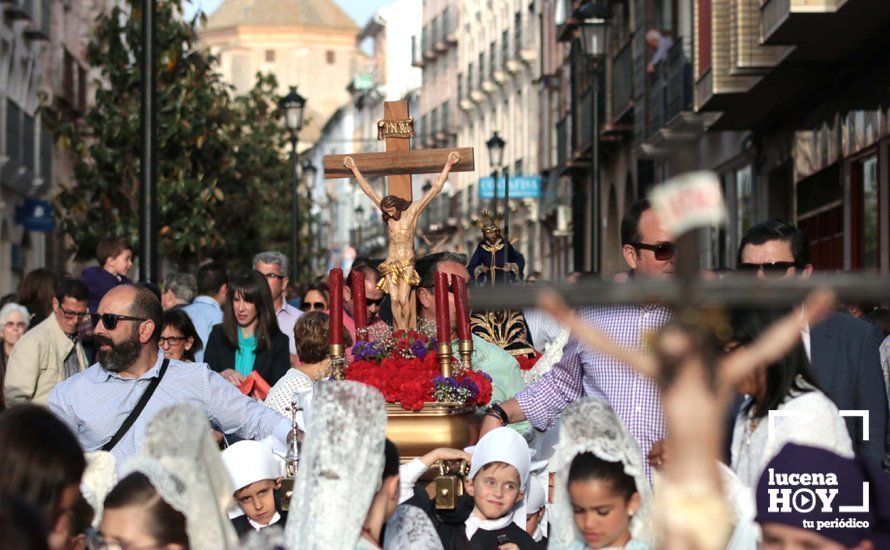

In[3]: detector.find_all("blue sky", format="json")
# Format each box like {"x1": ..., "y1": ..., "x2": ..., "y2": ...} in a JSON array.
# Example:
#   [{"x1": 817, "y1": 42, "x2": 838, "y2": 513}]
[{"x1": 184, "y1": 0, "x2": 393, "y2": 28}]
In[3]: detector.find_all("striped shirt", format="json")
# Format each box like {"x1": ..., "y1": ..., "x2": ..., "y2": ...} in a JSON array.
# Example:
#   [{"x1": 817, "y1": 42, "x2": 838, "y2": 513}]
[
  {"x1": 48, "y1": 353, "x2": 290, "y2": 472},
  {"x1": 516, "y1": 305, "x2": 671, "y2": 477}
]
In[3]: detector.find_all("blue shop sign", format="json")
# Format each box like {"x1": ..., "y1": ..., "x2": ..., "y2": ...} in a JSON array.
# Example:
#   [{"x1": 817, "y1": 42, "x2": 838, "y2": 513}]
[
  {"x1": 478, "y1": 176, "x2": 542, "y2": 199},
  {"x1": 15, "y1": 199, "x2": 55, "y2": 232}
]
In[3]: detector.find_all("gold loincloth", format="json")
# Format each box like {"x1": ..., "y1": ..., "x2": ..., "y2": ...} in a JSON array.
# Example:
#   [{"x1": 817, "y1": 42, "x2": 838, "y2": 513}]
[{"x1": 377, "y1": 258, "x2": 421, "y2": 294}]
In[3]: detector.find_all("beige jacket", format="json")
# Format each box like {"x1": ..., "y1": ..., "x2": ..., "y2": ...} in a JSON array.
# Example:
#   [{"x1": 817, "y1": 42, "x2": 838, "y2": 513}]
[{"x1": 3, "y1": 314, "x2": 88, "y2": 405}]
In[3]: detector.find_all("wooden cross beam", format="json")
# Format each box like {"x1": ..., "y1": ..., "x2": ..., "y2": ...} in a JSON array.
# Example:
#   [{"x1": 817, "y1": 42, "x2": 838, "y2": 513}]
[{"x1": 323, "y1": 100, "x2": 475, "y2": 200}]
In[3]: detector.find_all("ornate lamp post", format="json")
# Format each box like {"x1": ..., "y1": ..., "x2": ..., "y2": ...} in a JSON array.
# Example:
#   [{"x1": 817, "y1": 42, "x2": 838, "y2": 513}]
[
  {"x1": 279, "y1": 86, "x2": 306, "y2": 282},
  {"x1": 574, "y1": 1, "x2": 610, "y2": 274},
  {"x1": 301, "y1": 158, "x2": 318, "y2": 274},
  {"x1": 486, "y1": 131, "x2": 509, "y2": 243}
]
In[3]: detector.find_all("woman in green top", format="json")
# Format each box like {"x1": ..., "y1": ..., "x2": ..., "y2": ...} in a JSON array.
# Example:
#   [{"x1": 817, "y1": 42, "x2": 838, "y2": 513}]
[{"x1": 204, "y1": 270, "x2": 291, "y2": 386}]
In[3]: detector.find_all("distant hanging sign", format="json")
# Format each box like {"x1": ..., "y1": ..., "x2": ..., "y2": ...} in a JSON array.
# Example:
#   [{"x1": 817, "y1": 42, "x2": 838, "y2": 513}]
[
  {"x1": 15, "y1": 199, "x2": 54, "y2": 232},
  {"x1": 478, "y1": 176, "x2": 542, "y2": 199}
]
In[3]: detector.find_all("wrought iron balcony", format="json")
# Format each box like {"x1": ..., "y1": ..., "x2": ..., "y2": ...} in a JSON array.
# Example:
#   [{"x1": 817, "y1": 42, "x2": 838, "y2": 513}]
[{"x1": 610, "y1": 40, "x2": 633, "y2": 123}]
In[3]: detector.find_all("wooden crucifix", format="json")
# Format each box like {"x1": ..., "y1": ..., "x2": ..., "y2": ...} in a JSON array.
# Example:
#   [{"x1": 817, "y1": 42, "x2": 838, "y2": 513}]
[{"x1": 324, "y1": 100, "x2": 475, "y2": 330}]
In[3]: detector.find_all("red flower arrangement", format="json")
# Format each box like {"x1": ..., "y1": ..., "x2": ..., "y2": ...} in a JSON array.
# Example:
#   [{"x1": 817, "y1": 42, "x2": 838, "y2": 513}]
[
  {"x1": 346, "y1": 330, "x2": 494, "y2": 411},
  {"x1": 516, "y1": 351, "x2": 543, "y2": 371}
]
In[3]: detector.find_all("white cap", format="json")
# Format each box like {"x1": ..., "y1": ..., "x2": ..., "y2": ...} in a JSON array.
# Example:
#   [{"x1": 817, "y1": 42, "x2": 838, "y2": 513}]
[
  {"x1": 221, "y1": 440, "x2": 282, "y2": 492},
  {"x1": 525, "y1": 474, "x2": 546, "y2": 513},
  {"x1": 468, "y1": 427, "x2": 532, "y2": 491}
]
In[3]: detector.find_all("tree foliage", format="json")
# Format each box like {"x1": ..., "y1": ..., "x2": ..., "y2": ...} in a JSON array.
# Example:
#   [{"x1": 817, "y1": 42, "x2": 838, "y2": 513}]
[{"x1": 47, "y1": 0, "x2": 310, "y2": 271}]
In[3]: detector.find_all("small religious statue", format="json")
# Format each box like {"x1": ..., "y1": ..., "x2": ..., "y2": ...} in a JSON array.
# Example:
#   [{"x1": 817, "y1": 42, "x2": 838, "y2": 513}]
[
  {"x1": 467, "y1": 210, "x2": 526, "y2": 286},
  {"x1": 343, "y1": 151, "x2": 461, "y2": 330}
]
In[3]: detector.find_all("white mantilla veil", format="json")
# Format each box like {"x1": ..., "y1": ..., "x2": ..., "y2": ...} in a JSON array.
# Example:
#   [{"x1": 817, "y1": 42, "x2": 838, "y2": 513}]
[
  {"x1": 284, "y1": 381, "x2": 387, "y2": 550},
  {"x1": 549, "y1": 399, "x2": 654, "y2": 549},
  {"x1": 123, "y1": 404, "x2": 239, "y2": 550}
]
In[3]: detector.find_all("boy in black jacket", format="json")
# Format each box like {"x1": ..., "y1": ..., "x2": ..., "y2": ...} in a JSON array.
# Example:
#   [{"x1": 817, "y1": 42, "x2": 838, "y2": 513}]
[{"x1": 401, "y1": 427, "x2": 541, "y2": 549}]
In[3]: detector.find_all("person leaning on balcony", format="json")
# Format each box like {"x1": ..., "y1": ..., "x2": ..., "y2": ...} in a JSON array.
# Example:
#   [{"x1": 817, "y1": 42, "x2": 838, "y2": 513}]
[{"x1": 646, "y1": 29, "x2": 674, "y2": 73}]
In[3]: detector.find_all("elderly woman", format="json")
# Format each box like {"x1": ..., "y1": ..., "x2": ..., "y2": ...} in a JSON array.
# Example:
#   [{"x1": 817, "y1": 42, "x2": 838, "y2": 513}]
[{"x1": 0, "y1": 303, "x2": 29, "y2": 382}]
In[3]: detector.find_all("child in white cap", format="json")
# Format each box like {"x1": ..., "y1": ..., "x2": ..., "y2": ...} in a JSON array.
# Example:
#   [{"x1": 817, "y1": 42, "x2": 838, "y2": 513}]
[
  {"x1": 220, "y1": 440, "x2": 287, "y2": 536},
  {"x1": 400, "y1": 426, "x2": 540, "y2": 549}
]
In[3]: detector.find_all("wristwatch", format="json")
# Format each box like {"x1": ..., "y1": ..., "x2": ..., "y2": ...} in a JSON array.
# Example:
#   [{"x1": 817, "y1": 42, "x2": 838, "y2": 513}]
[{"x1": 484, "y1": 403, "x2": 509, "y2": 426}]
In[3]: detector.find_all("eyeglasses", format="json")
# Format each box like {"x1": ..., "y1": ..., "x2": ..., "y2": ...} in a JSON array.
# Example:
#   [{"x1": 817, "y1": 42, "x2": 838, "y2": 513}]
[
  {"x1": 90, "y1": 313, "x2": 148, "y2": 331},
  {"x1": 159, "y1": 335, "x2": 188, "y2": 346},
  {"x1": 365, "y1": 297, "x2": 384, "y2": 307},
  {"x1": 630, "y1": 242, "x2": 677, "y2": 261},
  {"x1": 737, "y1": 261, "x2": 797, "y2": 277},
  {"x1": 300, "y1": 301, "x2": 326, "y2": 311},
  {"x1": 60, "y1": 307, "x2": 90, "y2": 320},
  {"x1": 261, "y1": 272, "x2": 287, "y2": 281}
]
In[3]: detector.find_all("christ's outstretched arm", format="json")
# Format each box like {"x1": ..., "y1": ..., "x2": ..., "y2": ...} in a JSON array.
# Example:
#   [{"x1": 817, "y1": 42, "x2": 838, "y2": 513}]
[
  {"x1": 414, "y1": 152, "x2": 460, "y2": 215},
  {"x1": 344, "y1": 156, "x2": 383, "y2": 210}
]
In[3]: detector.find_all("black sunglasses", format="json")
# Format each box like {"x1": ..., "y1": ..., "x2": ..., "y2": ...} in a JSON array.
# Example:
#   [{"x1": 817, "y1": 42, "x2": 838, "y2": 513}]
[
  {"x1": 630, "y1": 242, "x2": 677, "y2": 261},
  {"x1": 737, "y1": 261, "x2": 797, "y2": 277},
  {"x1": 90, "y1": 313, "x2": 148, "y2": 331},
  {"x1": 365, "y1": 297, "x2": 384, "y2": 307},
  {"x1": 300, "y1": 301, "x2": 326, "y2": 311}
]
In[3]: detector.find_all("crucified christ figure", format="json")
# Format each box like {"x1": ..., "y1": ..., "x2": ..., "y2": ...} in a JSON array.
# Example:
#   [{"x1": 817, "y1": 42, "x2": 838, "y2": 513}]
[{"x1": 344, "y1": 151, "x2": 461, "y2": 330}]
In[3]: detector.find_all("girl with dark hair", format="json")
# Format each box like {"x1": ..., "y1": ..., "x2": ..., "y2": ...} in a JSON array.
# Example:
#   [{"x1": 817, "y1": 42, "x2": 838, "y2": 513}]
[
  {"x1": 729, "y1": 308, "x2": 853, "y2": 488},
  {"x1": 204, "y1": 270, "x2": 290, "y2": 386},
  {"x1": 549, "y1": 399, "x2": 652, "y2": 550},
  {"x1": 0, "y1": 405, "x2": 86, "y2": 550},
  {"x1": 160, "y1": 309, "x2": 203, "y2": 363},
  {"x1": 17, "y1": 268, "x2": 58, "y2": 326},
  {"x1": 99, "y1": 473, "x2": 188, "y2": 550}
]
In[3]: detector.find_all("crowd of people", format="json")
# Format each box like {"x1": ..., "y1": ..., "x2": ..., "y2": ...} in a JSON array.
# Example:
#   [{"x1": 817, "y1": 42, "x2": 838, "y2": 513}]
[{"x1": 1, "y1": 201, "x2": 889, "y2": 550}]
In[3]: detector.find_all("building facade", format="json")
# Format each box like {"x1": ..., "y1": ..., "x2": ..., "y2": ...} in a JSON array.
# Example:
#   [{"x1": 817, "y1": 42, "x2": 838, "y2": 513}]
[
  {"x1": 0, "y1": 0, "x2": 105, "y2": 293},
  {"x1": 198, "y1": 0, "x2": 364, "y2": 145}
]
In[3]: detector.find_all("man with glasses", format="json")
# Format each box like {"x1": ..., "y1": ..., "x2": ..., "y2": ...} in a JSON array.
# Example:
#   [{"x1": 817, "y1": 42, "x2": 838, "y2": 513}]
[
  {"x1": 4, "y1": 279, "x2": 90, "y2": 405},
  {"x1": 253, "y1": 251, "x2": 302, "y2": 362},
  {"x1": 345, "y1": 262, "x2": 386, "y2": 326},
  {"x1": 48, "y1": 284, "x2": 291, "y2": 471},
  {"x1": 737, "y1": 219, "x2": 887, "y2": 467},
  {"x1": 479, "y1": 199, "x2": 674, "y2": 478}
]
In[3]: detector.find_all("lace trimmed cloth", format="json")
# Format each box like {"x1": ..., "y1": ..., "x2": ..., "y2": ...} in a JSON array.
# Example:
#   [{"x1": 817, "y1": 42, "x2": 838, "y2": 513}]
[
  {"x1": 383, "y1": 504, "x2": 443, "y2": 550},
  {"x1": 284, "y1": 381, "x2": 388, "y2": 550},
  {"x1": 548, "y1": 398, "x2": 655, "y2": 550},
  {"x1": 122, "y1": 403, "x2": 239, "y2": 550}
]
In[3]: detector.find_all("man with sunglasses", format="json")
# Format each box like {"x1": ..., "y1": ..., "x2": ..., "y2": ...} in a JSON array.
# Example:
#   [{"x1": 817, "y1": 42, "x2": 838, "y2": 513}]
[
  {"x1": 4, "y1": 279, "x2": 90, "y2": 406},
  {"x1": 253, "y1": 251, "x2": 302, "y2": 363},
  {"x1": 737, "y1": 219, "x2": 887, "y2": 467},
  {"x1": 344, "y1": 263, "x2": 386, "y2": 326},
  {"x1": 479, "y1": 199, "x2": 674, "y2": 478},
  {"x1": 48, "y1": 285, "x2": 291, "y2": 471}
]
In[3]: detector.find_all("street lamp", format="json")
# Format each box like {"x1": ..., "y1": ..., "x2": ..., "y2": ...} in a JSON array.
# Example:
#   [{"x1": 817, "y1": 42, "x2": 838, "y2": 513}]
[
  {"x1": 279, "y1": 86, "x2": 306, "y2": 282},
  {"x1": 573, "y1": 1, "x2": 610, "y2": 274},
  {"x1": 301, "y1": 158, "x2": 318, "y2": 274},
  {"x1": 486, "y1": 131, "x2": 510, "y2": 245}
]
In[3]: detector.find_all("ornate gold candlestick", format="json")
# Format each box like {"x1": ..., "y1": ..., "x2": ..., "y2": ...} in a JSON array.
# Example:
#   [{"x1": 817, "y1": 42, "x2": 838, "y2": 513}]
[
  {"x1": 457, "y1": 339, "x2": 474, "y2": 368},
  {"x1": 437, "y1": 341, "x2": 453, "y2": 378},
  {"x1": 329, "y1": 344, "x2": 346, "y2": 381}
]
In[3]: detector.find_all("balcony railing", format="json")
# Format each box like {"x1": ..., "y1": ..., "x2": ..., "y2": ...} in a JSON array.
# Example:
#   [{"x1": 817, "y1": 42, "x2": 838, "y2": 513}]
[
  {"x1": 442, "y1": 6, "x2": 458, "y2": 45},
  {"x1": 642, "y1": 39, "x2": 693, "y2": 143},
  {"x1": 575, "y1": 70, "x2": 605, "y2": 152},
  {"x1": 556, "y1": 116, "x2": 568, "y2": 167},
  {"x1": 411, "y1": 35, "x2": 425, "y2": 67},
  {"x1": 611, "y1": 40, "x2": 633, "y2": 122}
]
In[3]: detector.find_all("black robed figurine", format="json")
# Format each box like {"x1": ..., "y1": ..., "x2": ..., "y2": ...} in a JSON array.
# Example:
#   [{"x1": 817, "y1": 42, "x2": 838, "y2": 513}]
[{"x1": 467, "y1": 211, "x2": 525, "y2": 286}]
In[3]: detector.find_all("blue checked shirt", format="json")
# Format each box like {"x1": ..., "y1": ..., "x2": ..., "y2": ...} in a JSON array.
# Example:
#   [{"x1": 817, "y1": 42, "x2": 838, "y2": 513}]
[
  {"x1": 516, "y1": 305, "x2": 671, "y2": 478},
  {"x1": 48, "y1": 353, "x2": 290, "y2": 472}
]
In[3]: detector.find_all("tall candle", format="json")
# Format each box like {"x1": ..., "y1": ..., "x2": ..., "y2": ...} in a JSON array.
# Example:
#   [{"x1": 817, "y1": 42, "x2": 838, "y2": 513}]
[
  {"x1": 329, "y1": 268, "x2": 344, "y2": 347},
  {"x1": 351, "y1": 270, "x2": 368, "y2": 333},
  {"x1": 434, "y1": 271, "x2": 451, "y2": 345},
  {"x1": 452, "y1": 274, "x2": 471, "y2": 341}
]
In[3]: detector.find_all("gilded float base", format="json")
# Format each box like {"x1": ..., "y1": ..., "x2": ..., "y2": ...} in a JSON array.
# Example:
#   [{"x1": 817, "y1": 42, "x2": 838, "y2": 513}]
[{"x1": 386, "y1": 402, "x2": 479, "y2": 459}]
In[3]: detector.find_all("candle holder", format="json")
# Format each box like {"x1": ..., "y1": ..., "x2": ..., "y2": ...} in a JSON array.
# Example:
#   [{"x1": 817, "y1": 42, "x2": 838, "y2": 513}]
[
  {"x1": 437, "y1": 342, "x2": 453, "y2": 378},
  {"x1": 457, "y1": 339, "x2": 474, "y2": 369},
  {"x1": 329, "y1": 344, "x2": 347, "y2": 381}
]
